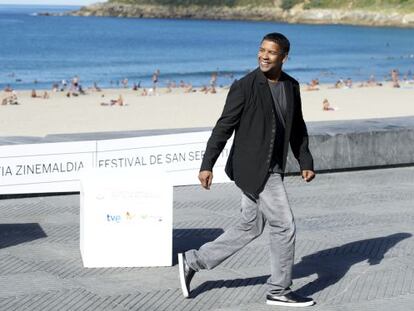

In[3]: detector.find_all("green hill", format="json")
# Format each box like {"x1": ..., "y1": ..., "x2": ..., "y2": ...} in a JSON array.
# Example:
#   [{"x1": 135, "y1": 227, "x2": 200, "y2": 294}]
[
  {"x1": 107, "y1": 0, "x2": 274, "y2": 6},
  {"x1": 68, "y1": 0, "x2": 414, "y2": 27},
  {"x1": 107, "y1": 0, "x2": 414, "y2": 12},
  {"x1": 304, "y1": 0, "x2": 414, "y2": 13}
]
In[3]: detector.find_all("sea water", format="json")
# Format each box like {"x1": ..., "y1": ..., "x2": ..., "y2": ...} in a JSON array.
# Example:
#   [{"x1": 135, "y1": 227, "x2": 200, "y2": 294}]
[{"x1": 1, "y1": 4, "x2": 413, "y2": 89}]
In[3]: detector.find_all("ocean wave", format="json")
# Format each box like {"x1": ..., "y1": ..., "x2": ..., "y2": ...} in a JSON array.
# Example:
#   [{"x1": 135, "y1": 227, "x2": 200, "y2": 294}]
[{"x1": 0, "y1": 18, "x2": 24, "y2": 24}]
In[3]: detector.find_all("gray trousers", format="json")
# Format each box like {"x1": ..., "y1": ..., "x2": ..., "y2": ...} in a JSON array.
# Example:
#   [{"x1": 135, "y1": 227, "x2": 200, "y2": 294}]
[{"x1": 185, "y1": 173, "x2": 296, "y2": 295}]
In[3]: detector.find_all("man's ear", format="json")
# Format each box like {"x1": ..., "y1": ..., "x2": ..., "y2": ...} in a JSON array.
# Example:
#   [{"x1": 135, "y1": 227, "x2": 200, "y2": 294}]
[{"x1": 282, "y1": 54, "x2": 289, "y2": 64}]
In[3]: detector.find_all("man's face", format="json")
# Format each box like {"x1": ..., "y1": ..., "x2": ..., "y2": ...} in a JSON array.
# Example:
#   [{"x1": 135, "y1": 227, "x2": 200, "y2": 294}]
[{"x1": 258, "y1": 40, "x2": 288, "y2": 74}]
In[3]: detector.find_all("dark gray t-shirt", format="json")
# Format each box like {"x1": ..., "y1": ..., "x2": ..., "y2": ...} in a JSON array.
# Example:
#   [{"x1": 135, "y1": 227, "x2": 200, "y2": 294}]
[
  {"x1": 268, "y1": 81, "x2": 287, "y2": 124},
  {"x1": 268, "y1": 81, "x2": 287, "y2": 173}
]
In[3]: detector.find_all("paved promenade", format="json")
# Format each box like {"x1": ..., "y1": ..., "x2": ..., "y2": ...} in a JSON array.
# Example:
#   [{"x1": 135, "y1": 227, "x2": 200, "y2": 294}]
[{"x1": 0, "y1": 166, "x2": 413, "y2": 311}]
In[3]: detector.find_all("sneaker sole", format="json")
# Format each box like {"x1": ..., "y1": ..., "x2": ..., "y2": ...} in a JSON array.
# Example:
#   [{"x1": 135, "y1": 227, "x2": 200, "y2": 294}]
[
  {"x1": 266, "y1": 300, "x2": 315, "y2": 307},
  {"x1": 178, "y1": 253, "x2": 190, "y2": 298}
]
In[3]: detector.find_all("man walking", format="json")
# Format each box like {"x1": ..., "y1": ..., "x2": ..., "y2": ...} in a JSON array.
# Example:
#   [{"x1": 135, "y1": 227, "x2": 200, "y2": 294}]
[{"x1": 178, "y1": 33, "x2": 316, "y2": 307}]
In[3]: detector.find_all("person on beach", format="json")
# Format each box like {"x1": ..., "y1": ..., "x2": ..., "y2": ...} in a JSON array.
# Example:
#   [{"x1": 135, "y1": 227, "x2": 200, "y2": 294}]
[
  {"x1": 322, "y1": 98, "x2": 335, "y2": 111},
  {"x1": 52, "y1": 83, "x2": 59, "y2": 92},
  {"x1": 2, "y1": 91, "x2": 19, "y2": 105},
  {"x1": 100, "y1": 94, "x2": 124, "y2": 106},
  {"x1": 184, "y1": 83, "x2": 195, "y2": 93},
  {"x1": 4, "y1": 85, "x2": 13, "y2": 92},
  {"x1": 210, "y1": 72, "x2": 218, "y2": 88},
  {"x1": 122, "y1": 78, "x2": 129, "y2": 88},
  {"x1": 1, "y1": 92, "x2": 10, "y2": 105},
  {"x1": 72, "y1": 76, "x2": 79, "y2": 88},
  {"x1": 78, "y1": 84, "x2": 86, "y2": 95},
  {"x1": 93, "y1": 82, "x2": 102, "y2": 92},
  {"x1": 116, "y1": 94, "x2": 124, "y2": 106},
  {"x1": 345, "y1": 78, "x2": 353, "y2": 88},
  {"x1": 31, "y1": 89, "x2": 40, "y2": 98},
  {"x1": 141, "y1": 88, "x2": 148, "y2": 96},
  {"x1": 152, "y1": 69, "x2": 160, "y2": 94},
  {"x1": 179, "y1": 80, "x2": 186, "y2": 88},
  {"x1": 334, "y1": 79, "x2": 344, "y2": 88},
  {"x1": 368, "y1": 75, "x2": 376, "y2": 85},
  {"x1": 391, "y1": 69, "x2": 400, "y2": 88},
  {"x1": 178, "y1": 33, "x2": 316, "y2": 307},
  {"x1": 306, "y1": 78, "x2": 319, "y2": 91},
  {"x1": 360, "y1": 75, "x2": 382, "y2": 87},
  {"x1": 60, "y1": 79, "x2": 67, "y2": 91}
]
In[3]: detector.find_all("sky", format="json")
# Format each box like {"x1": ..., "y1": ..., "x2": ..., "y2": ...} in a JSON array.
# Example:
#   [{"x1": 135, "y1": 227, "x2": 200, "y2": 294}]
[{"x1": 0, "y1": 0, "x2": 105, "y2": 5}]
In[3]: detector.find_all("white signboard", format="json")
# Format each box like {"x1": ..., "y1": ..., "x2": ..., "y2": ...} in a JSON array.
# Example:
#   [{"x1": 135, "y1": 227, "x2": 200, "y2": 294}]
[
  {"x1": 0, "y1": 131, "x2": 233, "y2": 195},
  {"x1": 0, "y1": 141, "x2": 96, "y2": 194},
  {"x1": 80, "y1": 168, "x2": 173, "y2": 267}
]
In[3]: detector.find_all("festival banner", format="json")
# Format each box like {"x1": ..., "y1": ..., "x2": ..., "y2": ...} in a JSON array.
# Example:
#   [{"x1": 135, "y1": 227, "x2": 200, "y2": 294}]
[{"x1": 0, "y1": 132, "x2": 232, "y2": 195}]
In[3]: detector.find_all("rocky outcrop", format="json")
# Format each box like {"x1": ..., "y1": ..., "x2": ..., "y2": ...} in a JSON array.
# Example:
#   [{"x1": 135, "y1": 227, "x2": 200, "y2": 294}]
[
  {"x1": 284, "y1": 8, "x2": 414, "y2": 27},
  {"x1": 67, "y1": 3, "x2": 283, "y2": 20},
  {"x1": 64, "y1": 3, "x2": 414, "y2": 28}
]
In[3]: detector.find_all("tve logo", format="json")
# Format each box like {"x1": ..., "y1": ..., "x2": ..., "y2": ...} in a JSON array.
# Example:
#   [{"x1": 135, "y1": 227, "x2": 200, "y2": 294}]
[
  {"x1": 106, "y1": 214, "x2": 121, "y2": 223},
  {"x1": 106, "y1": 212, "x2": 136, "y2": 223}
]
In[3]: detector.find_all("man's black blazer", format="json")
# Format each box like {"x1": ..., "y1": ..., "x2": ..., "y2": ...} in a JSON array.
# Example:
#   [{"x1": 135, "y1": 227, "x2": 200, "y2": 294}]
[{"x1": 200, "y1": 68, "x2": 314, "y2": 196}]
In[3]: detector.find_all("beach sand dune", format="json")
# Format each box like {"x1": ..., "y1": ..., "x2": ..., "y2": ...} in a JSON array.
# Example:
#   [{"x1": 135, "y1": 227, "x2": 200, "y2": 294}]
[{"x1": 1, "y1": 83, "x2": 413, "y2": 137}]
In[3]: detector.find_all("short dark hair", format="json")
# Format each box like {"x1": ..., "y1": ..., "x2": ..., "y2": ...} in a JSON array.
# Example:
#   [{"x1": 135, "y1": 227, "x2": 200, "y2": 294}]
[{"x1": 262, "y1": 33, "x2": 290, "y2": 54}]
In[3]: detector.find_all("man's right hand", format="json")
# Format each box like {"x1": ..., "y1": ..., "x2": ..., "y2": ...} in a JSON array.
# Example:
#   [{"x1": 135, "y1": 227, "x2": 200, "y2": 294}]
[{"x1": 198, "y1": 170, "x2": 213, "y2": 190}]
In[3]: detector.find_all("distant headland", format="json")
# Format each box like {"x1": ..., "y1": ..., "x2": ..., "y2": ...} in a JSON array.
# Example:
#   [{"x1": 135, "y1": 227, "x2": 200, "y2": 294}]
[{"x1": 53, "y1": 0, "x2": 414, "y2": 28}]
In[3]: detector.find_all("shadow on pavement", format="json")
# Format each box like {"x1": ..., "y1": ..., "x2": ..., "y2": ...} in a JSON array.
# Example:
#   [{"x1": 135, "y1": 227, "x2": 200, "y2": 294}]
[
  {"x1": 190, "y1": 232, "x2": 412, "y2": 298},
  {"x1": 172, "y1": 228, "x2": 224, "y2": 265},
  {"x1": 294, "y1": 232, "x2": 412, "y2": 296},
  {"x1": 0, "y1": 223, "x2": 47, "y2": 248}
]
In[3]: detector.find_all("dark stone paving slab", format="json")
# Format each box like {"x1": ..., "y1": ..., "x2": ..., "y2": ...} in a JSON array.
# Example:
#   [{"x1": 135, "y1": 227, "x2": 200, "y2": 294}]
[{"x1": 0, "y1": 166, "x2": 413, "y2": 310}]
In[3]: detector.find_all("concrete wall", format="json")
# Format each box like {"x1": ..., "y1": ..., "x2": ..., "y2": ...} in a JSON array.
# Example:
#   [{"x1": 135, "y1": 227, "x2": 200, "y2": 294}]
[
  {"x1": 1, "y1": 116, "x2": 414, "y2": 173},
  {"x1": 286, "y1": 116, "x2": 414, "y2": 173}
]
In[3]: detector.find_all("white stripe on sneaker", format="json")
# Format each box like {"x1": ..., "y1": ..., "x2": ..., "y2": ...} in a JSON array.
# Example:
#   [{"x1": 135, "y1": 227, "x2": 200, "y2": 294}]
[
  {"x1": 266, "y1": 299, "x2": 315, "y2": 307},
  {"x1": 178, "y1": 253, "x2": 189, "y2": 298}
]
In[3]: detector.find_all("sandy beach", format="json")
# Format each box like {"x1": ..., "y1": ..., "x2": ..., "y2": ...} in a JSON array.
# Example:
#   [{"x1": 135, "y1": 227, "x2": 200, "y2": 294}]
[{"x1": 1, "y1": 82, "x2": 413, "y2": 137}]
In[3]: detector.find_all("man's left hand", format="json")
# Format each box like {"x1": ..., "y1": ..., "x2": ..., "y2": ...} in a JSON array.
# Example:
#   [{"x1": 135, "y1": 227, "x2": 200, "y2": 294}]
[{"x1": 302, "y1": 170, "x2": 315, "y2": 182}]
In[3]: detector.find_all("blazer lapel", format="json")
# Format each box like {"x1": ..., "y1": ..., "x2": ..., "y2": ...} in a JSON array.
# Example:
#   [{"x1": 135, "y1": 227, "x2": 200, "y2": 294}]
[
  {"x1": 283, "y1": 79, "x2": 294, "y2": 130},
  {"x1": 282, "y1": 77, "x2": 295, "y2": 161}
]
